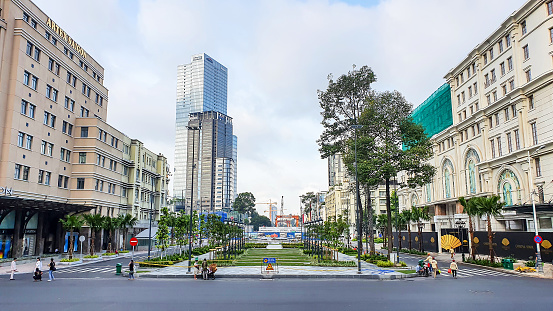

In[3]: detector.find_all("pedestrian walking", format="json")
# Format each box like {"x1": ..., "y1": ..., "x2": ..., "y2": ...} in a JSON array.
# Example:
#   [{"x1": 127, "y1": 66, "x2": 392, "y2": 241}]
[
  {"x1": 35, "y1": 257, "x2": 43, "y2": 271},
  {"x1": 201, "y1": 258, "x2": 208, "y2": 280},
  {"x1": 193, "y1": 258, "x2": 200, "y2": 280},
  {"x1": 450, "y1": 259, "x2": 458, "y2": 278},
  {"x1": 431, "y1": 257, "x2": 438, "y2": 279},
  {"x1": 424, "y1": 253, "x2": 433, "y2": 273},
  {"x1": 128, "y1": 260, "x2": 135, "y2": 280},
  {"x1": 48, "y1": 258, "x2": 56, "y2": 281},
  {"x1": 450, "y1": 248, "x2": 455, "y2": 259},
  {"x1": 10, "y1": 258, "x2": 17, "y2": 280}
]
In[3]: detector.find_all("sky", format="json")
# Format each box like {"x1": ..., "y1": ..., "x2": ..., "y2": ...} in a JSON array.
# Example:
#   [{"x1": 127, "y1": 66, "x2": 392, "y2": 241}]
[{"x1": 33, "y1": 0, "x2": 525, "y2": 216}]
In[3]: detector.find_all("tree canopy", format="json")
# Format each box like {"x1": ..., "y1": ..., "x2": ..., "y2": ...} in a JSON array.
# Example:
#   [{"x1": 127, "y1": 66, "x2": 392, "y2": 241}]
[{"x1": 232, "y1": 192, "x2": 256, "y2": 216}]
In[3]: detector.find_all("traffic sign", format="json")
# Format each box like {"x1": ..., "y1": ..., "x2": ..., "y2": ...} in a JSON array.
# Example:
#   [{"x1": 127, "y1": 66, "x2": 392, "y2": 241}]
[
  {"x1": 263, "y1": 258, "x2": 276, "y2": 264},
  {"x1": 266, "y1": 263, "x2": 274, "y2": 271},
  {"x1": 534, "y1": 235, "x2": 543, "y2": 244},
  {"x1": 79, "y1": 235, "x2": 85, "y2": 242},
  {"x1": 130, "y1": 237, "x2": 138, "y2": 246}
]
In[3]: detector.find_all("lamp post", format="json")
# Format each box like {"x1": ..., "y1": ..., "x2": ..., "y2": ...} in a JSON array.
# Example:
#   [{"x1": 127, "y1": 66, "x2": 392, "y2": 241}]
[
  {"x1": 352, "y1": 123, "x2": 363, "y2": 274},
  {"x1": 187, "y1": 124, "x2": 201, "y2": 274},
  {"x1": 528, "y1": 144, "x2": 545, "y2": 274},
  {"x1": 455, "y1": 219, "x2": 466, "y2": 261},
  {"x1": 147, "y1": 193, "x2": 153, "y2": 260}
]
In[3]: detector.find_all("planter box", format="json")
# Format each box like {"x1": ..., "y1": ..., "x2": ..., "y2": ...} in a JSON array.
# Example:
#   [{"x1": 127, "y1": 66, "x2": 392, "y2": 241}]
[
  {"x1": 82, "y1": 256, "x2": 102, "y2": 262},
  {"x1": 58, "y1": 259, "x2": 83, "y2": 265}
]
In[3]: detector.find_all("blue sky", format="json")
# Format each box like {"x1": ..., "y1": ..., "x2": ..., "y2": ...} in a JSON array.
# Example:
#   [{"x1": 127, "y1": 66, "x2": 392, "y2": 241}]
[{"x1": 33, "y1": 0, "x2": 525, "y2": 215}]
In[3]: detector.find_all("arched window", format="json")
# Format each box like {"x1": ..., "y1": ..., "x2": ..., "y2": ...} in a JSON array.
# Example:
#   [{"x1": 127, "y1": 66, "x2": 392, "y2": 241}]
[
  {"x1": 464, "y1": 149, "x2": 481, "y2": 195},
  {"x1": 497, "y1": 169, "x2": 521, "y2": 206},
  {"x1": 426, "y1": 183, "x2": 432, "y2": 202},
  {"x1": 411, "y1": 194, "x2": 419, "y2": 206},
  {"x1": 443, "y1": 159, "x2": 454, "y2": 199}
]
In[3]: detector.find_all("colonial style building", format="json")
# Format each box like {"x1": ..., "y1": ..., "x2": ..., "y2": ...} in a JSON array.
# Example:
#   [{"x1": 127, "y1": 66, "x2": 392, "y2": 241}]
[
  {"x1": 0, "y1": 0, "x2": 168, "y2": 258},
  {"x1": 398, "y1": 0, "x2": 553, "y2": 251}
]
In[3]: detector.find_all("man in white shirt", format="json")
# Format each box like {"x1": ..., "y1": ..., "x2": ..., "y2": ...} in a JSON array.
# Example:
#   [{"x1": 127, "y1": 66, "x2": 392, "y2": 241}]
[
  {"x1": 35, "y1": 257, "x2": 43, "y2": 271},
  {"x1": 10, "y1": 258, "x2": 17, "y2": 280}
]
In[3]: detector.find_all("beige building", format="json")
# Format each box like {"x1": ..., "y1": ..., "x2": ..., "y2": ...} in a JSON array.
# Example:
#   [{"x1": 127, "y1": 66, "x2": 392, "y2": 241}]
[
  {"x1": 398, "y1": 0, "x2": 553, "y2": 251},
  {"x1": 0, "y1": 0, "x2": 168, "y2": 258}
]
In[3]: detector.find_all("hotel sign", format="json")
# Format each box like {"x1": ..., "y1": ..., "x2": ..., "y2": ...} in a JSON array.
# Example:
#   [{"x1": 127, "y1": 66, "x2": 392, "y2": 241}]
[
  {"x1": 46, "y1": 18, "x2": 87, "y2": 59},
  {"x1": 0, "y1": 186, "x2": 13, "y2": 196}
]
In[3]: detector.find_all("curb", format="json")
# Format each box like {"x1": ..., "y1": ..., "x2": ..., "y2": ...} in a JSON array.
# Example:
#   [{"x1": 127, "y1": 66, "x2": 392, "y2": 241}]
[{"x1": 139, "y1": 272, "x2": 418, "y2": 280}]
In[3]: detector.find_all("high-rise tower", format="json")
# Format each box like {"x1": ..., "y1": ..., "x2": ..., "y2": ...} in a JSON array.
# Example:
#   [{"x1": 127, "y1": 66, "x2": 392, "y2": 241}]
[{"x1": 174, "y1": 53, "x2": 228, "y2": 197}]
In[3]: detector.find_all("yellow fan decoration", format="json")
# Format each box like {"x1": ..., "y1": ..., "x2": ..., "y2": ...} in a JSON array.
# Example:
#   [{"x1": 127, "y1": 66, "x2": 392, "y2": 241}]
[{"x1": 441, "y1": 234, "x2": 462, "y2": 250}]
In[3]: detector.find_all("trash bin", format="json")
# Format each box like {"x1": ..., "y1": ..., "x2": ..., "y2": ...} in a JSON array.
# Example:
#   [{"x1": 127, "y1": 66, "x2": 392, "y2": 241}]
[
  {"x1": 116, "y1": 263, "x2": 122, "y2": 275},
  {"x1": 502, "y1": 259, "x2": 514, "y2": 270}
]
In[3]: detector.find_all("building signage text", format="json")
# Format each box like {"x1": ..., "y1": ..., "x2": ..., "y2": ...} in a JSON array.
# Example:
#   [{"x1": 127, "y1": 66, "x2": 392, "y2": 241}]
[
  {"x1": 46, "y1": 18, "x2": 87, "y2": 59},
  {"x1": 0, "y1": 186, "x2": 13, "y2": 196}
]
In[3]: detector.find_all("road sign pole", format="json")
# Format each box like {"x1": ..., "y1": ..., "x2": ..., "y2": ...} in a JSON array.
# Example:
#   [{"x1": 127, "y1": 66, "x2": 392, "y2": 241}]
[{"x1": 132, "y1": 245, "x2": 134, "y2": 261}]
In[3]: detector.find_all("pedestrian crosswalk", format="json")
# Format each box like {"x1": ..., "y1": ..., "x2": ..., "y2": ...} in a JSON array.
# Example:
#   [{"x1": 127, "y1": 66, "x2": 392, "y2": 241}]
[
  {"x1": 56, "y1": 266, "x2": 115, "y2": 274},
  {"x1": 453, "y1": 268, "x2": 521, "y2": 278}
]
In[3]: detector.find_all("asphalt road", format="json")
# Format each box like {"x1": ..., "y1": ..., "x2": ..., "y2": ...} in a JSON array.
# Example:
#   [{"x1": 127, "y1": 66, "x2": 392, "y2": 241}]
[{"x1": 2, "y1": 275, "x2": 553, "y2": 311}]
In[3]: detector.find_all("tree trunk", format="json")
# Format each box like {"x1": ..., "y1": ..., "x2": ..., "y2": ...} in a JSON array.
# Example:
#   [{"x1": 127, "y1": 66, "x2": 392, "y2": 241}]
[
  {"x1": 368, "y1": 194, "x2": 375, "y2": 255},
  {"x1": 418, "y1": 223, "x2": 423, "y2": 252},
  {"x1": 487, "y1": 215, "x2": 494, "y2": 263},
  {"x1": 398, "y1": 227, "x2": 402, "y2": 251},
  {"x1": 386, "y1": 178, "x2": 393, "y2": 260},
  {"x1": 407, "y1": 223, "x2": 412, "y2": 250},
  {"x1": 69, "y1": 228, "x2": 74, "y2": 259},
  {"x1": 468, "y1": 216, "x2": 476, "y2": 261},
  {"x1": 90, "y1": 230, "x2": 95, "y2": 256}
]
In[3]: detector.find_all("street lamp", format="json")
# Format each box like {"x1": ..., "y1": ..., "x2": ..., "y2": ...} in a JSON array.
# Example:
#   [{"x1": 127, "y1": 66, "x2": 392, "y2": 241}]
[
  {"x1": 187, "y1": 124, "x2": 201, "y2": 274},
  {"x1": 147, "y1": 193, "x2": 154, "y2": 260},
  {"x1": 352, "y1": 123, "x2": 363, "y2": 274},
  {"x1": 528, "y1": 144, "x2": 545, "y2": 274},
  {"x1": 455, "y1": 219, "x2": 466, "y2": 261}
]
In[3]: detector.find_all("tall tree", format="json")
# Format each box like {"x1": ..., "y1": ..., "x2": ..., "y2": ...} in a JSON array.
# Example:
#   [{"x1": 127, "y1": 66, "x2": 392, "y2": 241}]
[
  {"x1": 401, "y1": 209, "x2": 414, "y2": 250},
  {"x1": 59, "y1": 214, "x2": 85, "y2": 259},
  {"x1": 83, "y1": 213, "x2": 104, "y2": 256},
  {"x1": 232, "y1": 192, "x2": 256, "y2": 217},
  {"x1": 117, "y1": 213, "x2": 138, "y2": 251},
  {"x1": 102, "y1": 216, "x2": 118, "y2": 253},
  {"x1": 352, "y1": 91, "x2": 435, "y2": 259},
  {"x1": 300, "y1": 192, "x2": 317, "y2": 221},
  {"x1": 412, "y1": 206, "x2": 431, "y2": 252},
  {"x1": 475, "y1": 196, "x2": 505, "y2": 263},
  {"x1": 156, "y1": 207, "x2": 171, "y2": 258},
  {"x1": 459, "y1": 197, "x2": 481, "y2": 260}
]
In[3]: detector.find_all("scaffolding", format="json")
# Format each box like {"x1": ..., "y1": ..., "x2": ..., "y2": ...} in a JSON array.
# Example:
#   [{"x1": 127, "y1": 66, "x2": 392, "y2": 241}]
[{"x1": 411, "y1": 83, "x2": 453, "y2": 138}]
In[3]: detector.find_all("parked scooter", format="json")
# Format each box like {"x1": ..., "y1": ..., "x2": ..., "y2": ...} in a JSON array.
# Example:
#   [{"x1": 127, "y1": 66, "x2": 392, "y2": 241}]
[{"x1": 417, "y1": 260, "x2": 429, "y2": 277}]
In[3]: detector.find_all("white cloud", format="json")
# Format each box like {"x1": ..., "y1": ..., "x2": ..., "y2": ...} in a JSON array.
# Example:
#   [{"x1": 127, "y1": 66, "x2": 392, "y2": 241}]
[{"x1": 33, "y1": 0, "x2": 524, "y2": 216}]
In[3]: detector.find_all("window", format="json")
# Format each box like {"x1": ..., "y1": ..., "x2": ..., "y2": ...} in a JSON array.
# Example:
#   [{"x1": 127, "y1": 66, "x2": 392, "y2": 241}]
[
  {"x1": 72, "y1": 76, "x2": 77, "y2": 87},
  {"x1": 514, "y1": 129, "x2": 520, "y2": 150},
  {"x1": 492, "y1": 91, "x2": 497, "y2": 102},
  {"x1": 457, "y1": 95, "x2": 461, "y2": 106},
  {"x1": 472, "y1": 63, "x2": 477, "y2": 74},
  {"x1": 462, "y1": 92, "x2": 465, "y2": 103},
  {"x1": 502, "y1": 84, "x2": 507, "y2": 96},
  {"x1": 497, "y1": 138, "x2": 502, "y2": 156},
  {"x1": 38, "y1": 170, "x2": 44, "y2": 184},
  {"x1": 62, "y1": 121, "x2": 73, "y2": 136},
  {"x1": 548, "y1": 1, "x2": 553, "y2": 15},
  {"x1": 484, "y1": 74, "x2": 489, "y2": 86},
  {"x1": 535, "y1": 158, "x2": 542, "y2": 177},
  {"x1": 23, "y1": 71, "x2": 30, "y2": 86},
  {"x1": 499, "y1": 39, "x2": 504, "y2": 53},
  {"x1": 80, "y1": 107, "x2": 89, "y2": 117},
  {"x1": 468, "y1": 86, "x2": 472, "y2": 97},
  {"x1": 491, "y1": 69, "x2": 496, "y2": 82},
  {"x1": 16, "y1": 164, "x2": 30, "y2": 181},
  {"x1": 69, "y1": 52, "x2": 73, "y2": 59},
  {"x1": 509, "y1": 79, "x2": 515, "y2": 91},
  {"x1": 48, "y1": 58, "x2": 54, "y2": 71},
  {"x1": 550, "y1": 28, "x2": 553, "y2": 43},
  {"x1": 79, "y1": 152, "x2": 86, "y2": 164},
  {"x1": 38, "y1": 170, "x2": 51, "y2": 185},
  {"x1": 475, "y1": 102, "x2": 479, "y2": 111},
  {"x1": 44, "y1": 171, "x2": 51, "y2": 185},
  {"x1": 64, "y1": 97, "x2": 75, "y2": 111},
  {"x1": 23, "y1": 12, "x2": 29, "y2": 22},
  {"x1": 486, "y1": 94, "x2": 491, "y2": 105},
  {"x1": 77, "y1": 178, "x2": 85, "y2": 189},
  {"x1": 30, "y1": 19, "x2": 37, "y2": 29},
  {"x1": 489, "y1": 48, "x2": 494, "y2": 60},
  {"x1": 458, "y1": 113, "x2": 462, "y2": 122},
  {"x1": 31, "y1": 75, "x2": 38, "y2": 90},
  {"x1": 14, "y1": 164, "x2": 21, "y2": 179},
  {"x1": 81, "y1": 127, "x2": 89, "y2": 138},
  {"x1": 26, "y1": 41, "x2": 33, "y2": 56},
  {"x1": 477, "y1": 123, "x2": 481, "y2": 134},
  {"x1": 33, "y1": 47, "x2": 40, "y2": 62},
  {"x1": 46, "y1": 85, "x2": 58, "y2": 101},
  {"x1": 489, "y1": 117, "x2": 493, "y2": 128},
  {"x1": 123, "y1": 166, "x2": 128, "y2": 176},
  {"x1": 25, "y1": 134, "x2": 33, "y2": 150},
  {"x1": 512, "y1": 104, "x2": 517, "y2": 118},
  {"x1": 500, "y1": 62, "x2": 505, "y2": 76},
  {"x1": 43, "y1": 112, "x2": 56, "y2": 128},
  {"x1": 17, "y1": 132, "x2": 24, "y2": 147},
  {"x1": 54, "y1": 63, "x2": 60, "y2": 76},
  {"x1": 531, "y1": 122, "x2": 538, "y2": 145},
  {"x1": 505, "y1": 108, "x2": 510, "y2": 121},
  {"x1": 521, "y1": 21, "x2": 527, "y2": 35},
  {"x1": 20, "y1": 100, "x2": 36, "y2": 118},
  {"x1": 506, "y1": 34, "x2": 511, "y2": 47},
  {"x1": 41, "y1": 140, "x2": 53, "y2": 156},
  {"x1": 529, "y1": 95, "x2": 534, "y2": 109},
  {"x1": 460, "y1": 73, "x2": 464, "y2": 83},
  {"x1": 523, "y1": 45, "x2": 530, "y2": 60},
  {"x1": 526, "y1": 69, "x2": 532, "y2": 82},
  {"x1": 63, "y1": 47, "x2": 68, "y2": 55},
  {"x1": 507, "y1": 57, "x2": 513, "y2": 71},
  {"x1": 490, "y1": 139, "x2": 496, "y2": 158},
  {"x1": 467, "y1": 66, "x2": 471, "y2": 77},
  {"x1": 60, "y1": 148, "x2": 71, "y2": 162},
  {"x1": 483, "y1": 54, "x2": 488, "y2": 65},
  {"x1": 474, "y1": 83, "x2": 478, "y2": 94},
  {"x1": 82, "y1": 83, "x2": 86, "y2": 95},
  {"x1": 495, "y1": 113, "x2": 500, "y2": 126},
  {"x1": 507, "y1": 133, "x2": 513, "y2": 153}
]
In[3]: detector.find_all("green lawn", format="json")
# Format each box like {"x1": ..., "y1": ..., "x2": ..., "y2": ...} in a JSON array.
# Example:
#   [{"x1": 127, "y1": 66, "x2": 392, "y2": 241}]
[{"x1": 233, "y1": 248, "x2": 312, "y2": 266}]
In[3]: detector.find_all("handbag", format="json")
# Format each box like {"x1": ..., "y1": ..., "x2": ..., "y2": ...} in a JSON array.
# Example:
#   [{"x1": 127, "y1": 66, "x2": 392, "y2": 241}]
[
  {"x1": 447, "y1": 268, "x2": 451, "y2": 274},
  {"x1": 437, "y1": 269, "x2": 441, "y2": 275}
]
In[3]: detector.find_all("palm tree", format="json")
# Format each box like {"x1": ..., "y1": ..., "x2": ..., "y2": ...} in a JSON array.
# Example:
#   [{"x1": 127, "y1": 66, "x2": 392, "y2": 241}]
[
  {"x1": 83, "y1": 213, "x2": 105, "y2": 256},
  {"x1": 393, "y1": 210, "x2": 406, "y2": 250},
  {"x1": 459, "y1": 196, "x2": 482, "y2": 261},
  {"x1": 475, "y1": 195, "x2": 505, "y2": 263},
  {"x1": 376, "y1": 214, "x2": 388, "y2": 247},
  {"x1": 102, "y1": 216, "x2": 118, "y2": 253},
  {"x1": 401, "y1": 209, "x2": 414, "y2": 250},
  {"x1": 117, "y1": 213, "x2": 138, "y2": 251},
  {"x1": 412, "y1": 206, "x2": 430, "y2": 252},
  {"x1": 59, "y1": 214, "x2": 85, "y2": 259}
]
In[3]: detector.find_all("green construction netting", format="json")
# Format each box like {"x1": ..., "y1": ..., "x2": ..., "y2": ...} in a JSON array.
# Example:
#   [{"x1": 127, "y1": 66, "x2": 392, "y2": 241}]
[{"x1": 411, "y1": 83, "x2": 453, "y2": 138}]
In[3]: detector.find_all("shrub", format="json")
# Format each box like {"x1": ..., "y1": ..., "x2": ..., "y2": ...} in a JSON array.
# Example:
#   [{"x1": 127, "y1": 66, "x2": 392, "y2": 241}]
[
  {"x1": 103, "y1": 252, "x2": 117, "y2": 256},
  {"x1": 119, "y1": 250, "x2": 130, "y2": 253},
  {"x1": 60, "y1": 258, "x2": 80, "y2": 262},
  {"x1": 83, "y1": 255, "x2": 99, "y2": 259},
  {"x1": 397, "y1": 261, "x2": 407, "y2": 267},
  {"x1": 316, "y1": 260, "x2": 356, "y2": 267},
  {"x1": 361, "y1": 254, "x2": 388, "y2": 264},
  {"x1": 526, "y1": 260, "x2": 536, "y2": 267},
  {"x1": 282, "y1": 243, "x2": 303, "y2": 248},
  {"x1": 376, "y1": 260, "x2": 394, "y2": 267},
  {"x1": 374, "y1": 238, "x2": 384, "y2": 243},
  {"x1": 245, "y1": 243, "x2": 268, "y2": 249},
  {"x1": 463, "y1": 258, "x2": 502, "y2": 268}
]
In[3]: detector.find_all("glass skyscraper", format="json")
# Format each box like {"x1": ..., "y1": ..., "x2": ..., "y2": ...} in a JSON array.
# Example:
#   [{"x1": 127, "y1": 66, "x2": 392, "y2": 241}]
[{"x1": 174, "y1": 53, "x2": 237, "y2": 209}]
